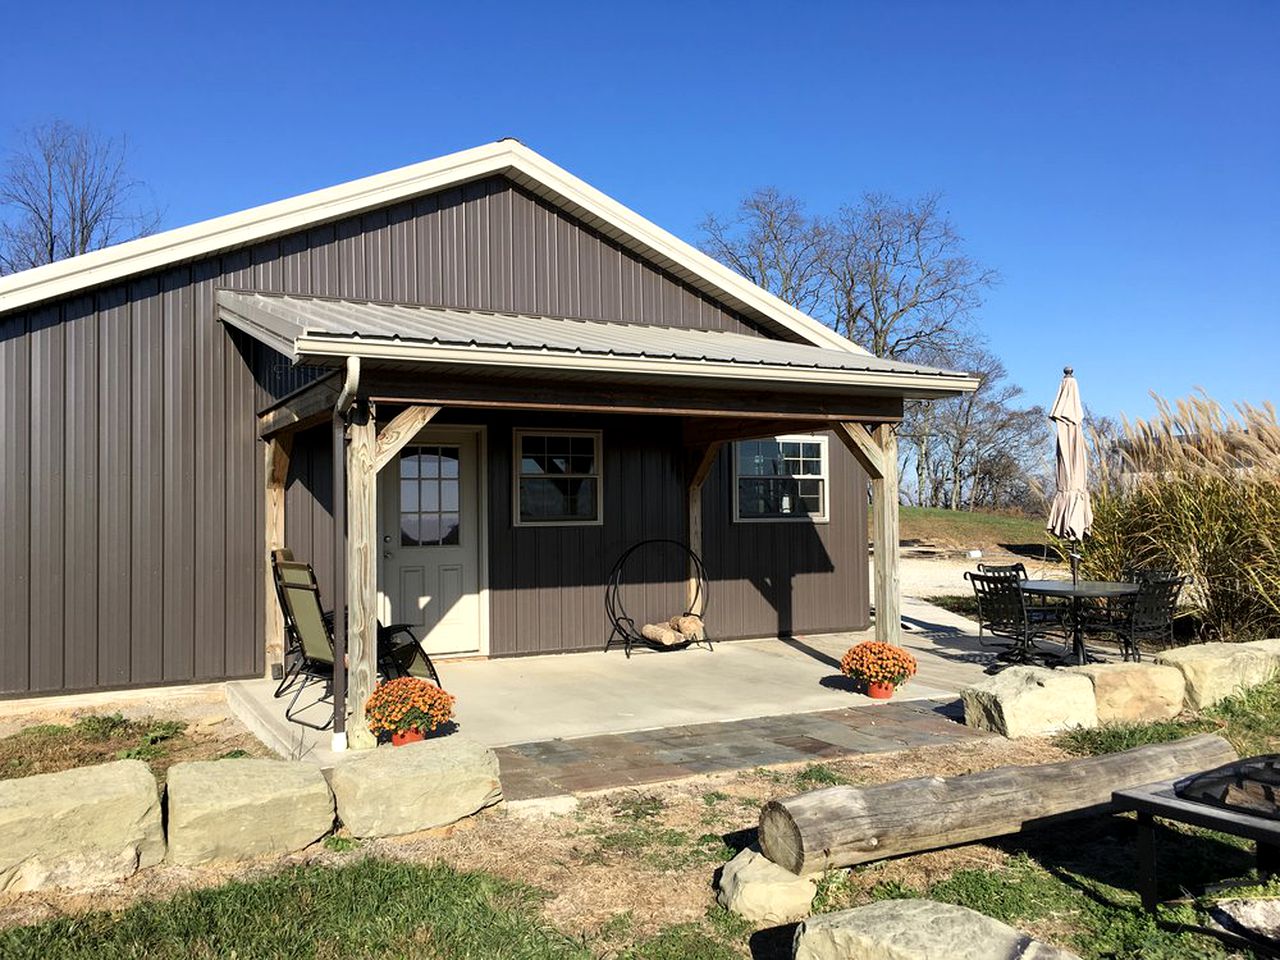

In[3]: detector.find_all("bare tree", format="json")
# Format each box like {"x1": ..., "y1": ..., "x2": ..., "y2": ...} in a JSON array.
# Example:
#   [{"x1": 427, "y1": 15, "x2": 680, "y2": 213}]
[
  {"x1": 698, "y1": 188, "x2": 828, "y2": 315},
  {"x1": 0, "y1": 121, "x2": 161, "y2": 274},
  {"x1": 824, "y1": 193, "x2": 997, "y2": 360}
]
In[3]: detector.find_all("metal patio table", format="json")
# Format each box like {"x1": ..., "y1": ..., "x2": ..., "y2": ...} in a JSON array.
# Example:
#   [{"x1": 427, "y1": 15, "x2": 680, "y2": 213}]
[{"x1": 1019, "y1": 578, "x2": 1139, "y2": 665}]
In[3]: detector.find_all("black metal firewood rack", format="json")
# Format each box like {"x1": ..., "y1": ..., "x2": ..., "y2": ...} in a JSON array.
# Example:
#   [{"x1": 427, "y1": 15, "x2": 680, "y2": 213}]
[{"x1": 604, "y1": 538, "x2": 713, "y2": 658}]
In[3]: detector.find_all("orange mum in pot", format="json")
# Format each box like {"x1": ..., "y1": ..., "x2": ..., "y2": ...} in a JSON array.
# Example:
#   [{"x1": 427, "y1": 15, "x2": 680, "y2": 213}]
[
  {"x1": 840, "y1": 641, "x2": 917, "y2": 695},
  {"x1": 365, "y1": 677, "x2": 455, "y2": 740}
]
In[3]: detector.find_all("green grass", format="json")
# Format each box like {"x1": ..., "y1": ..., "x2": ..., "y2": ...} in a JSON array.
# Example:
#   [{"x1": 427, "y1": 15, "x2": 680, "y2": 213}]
[
  {"x1": 0, "y1": 858, "x2": 757, "y2": 960},
  {"x1": 0, "y1": 859, "x2": 588, "y2": 960},
  {"x1": 1055, "y1": 677, "x2": 1280, "y2": 758},
  {"x1": 848, "y1": 845, "x2": 1262, "y2": 960},
  {"x1": 0, "y1": 714, "x2": 193, "y2": 782},
  {"x1": 898, "y1": 506, "x2": 1049, "y2": 553}
]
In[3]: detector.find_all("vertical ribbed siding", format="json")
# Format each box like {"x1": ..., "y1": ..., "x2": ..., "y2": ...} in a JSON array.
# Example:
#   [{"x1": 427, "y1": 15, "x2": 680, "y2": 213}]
[
  {"x1": 97, "y1": 287, "x2": 132, "y2": 686},
  {"x1": 485, "y1": 413, "x2": 686, "y2": 656},
  {"x1": 0, "y1": 310, "x2": 31, "y2": 691},
  {"x1": 700, "y1": 431, "x2": 869, "y2": 639},
  {"x1": 28, "y1": 305, "x2": 65, "y2": 691},
  {"x1": 63, "y1": 296, "x2": 99, "y2": 691},
  {"x1": 1, "y1": 172, "x2": 812, "y2": 695}
]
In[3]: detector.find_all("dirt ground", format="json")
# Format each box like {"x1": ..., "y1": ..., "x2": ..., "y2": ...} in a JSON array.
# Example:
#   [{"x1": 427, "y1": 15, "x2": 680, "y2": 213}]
[
  {"x1": 893, "y1": 552, "x2": 1067, "y2": 598},
  {"x1": 0, "y1": 734, "x2": 1070, "y2": 951}
]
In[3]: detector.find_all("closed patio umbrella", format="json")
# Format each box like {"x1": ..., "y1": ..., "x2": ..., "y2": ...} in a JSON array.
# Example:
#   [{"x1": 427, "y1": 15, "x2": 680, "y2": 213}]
[{"x1": 1047, "y1": 366, "x2": 1093, "y2": 581}]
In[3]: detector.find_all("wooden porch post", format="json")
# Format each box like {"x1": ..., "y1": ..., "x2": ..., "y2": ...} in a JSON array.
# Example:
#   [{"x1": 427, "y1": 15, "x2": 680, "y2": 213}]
[
  {"x1": 686, "y1": 441, "x2": 723, "y2": 615},
  {"x1": 346, "y1": 400, "x2": 379, "y2": 750},
  {"x1": 870, "y1": 424, "x2": 901, "y2": 645},
  {"x1": 836, "y1": 422, "x2": 901, "y2": 644},
  {"x1": 263, "y1": 434, "x2": 293, "y2": 674}
]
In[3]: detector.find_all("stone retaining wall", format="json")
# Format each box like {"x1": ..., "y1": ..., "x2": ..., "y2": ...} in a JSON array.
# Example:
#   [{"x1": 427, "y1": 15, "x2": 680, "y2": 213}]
[
  {"x1": 961, "y1": 639, "x2": 1279, "y2": 737},
  {"x1": 0, "y1": 735, "x2": 503, "y2": 891}
]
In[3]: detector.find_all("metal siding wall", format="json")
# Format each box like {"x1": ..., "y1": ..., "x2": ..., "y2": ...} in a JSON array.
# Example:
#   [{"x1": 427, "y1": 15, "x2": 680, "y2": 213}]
[
  {"x1": 193, "y1": 263, "x2": 226, "y2": 680},
  {"x1": 699, "y1": 431, "x2": 869, "y2": 639},
  {"x1": 161, "y1": 270, "x2": 195, "y2": 681},
  {"x1": 98, "y1": 288, "x2": 132, "y2": 686},
  {"x1": 28, "y1": 306, "x2": 65, "y2": 690},
  {"x1": 63, "y1": 296, "x2": 99, "y2": 690},
  {"x1": 129, "y1": 279, "x2": 164, "y2": 685},
  {"x1": 485, "y1": 414, "x2": 686, "y2": 656},
  {"x1": 0, "y1": 311, "x2": 31, "y2": 692},
  {"x1": 1, "y1": 173, "x2": 785, "y2": 695}
]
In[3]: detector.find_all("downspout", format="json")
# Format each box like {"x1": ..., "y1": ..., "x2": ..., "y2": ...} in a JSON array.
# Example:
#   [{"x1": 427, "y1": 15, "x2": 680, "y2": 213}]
[{"x1": 330, "y1": 356, "x2": 360, "y2": 752}]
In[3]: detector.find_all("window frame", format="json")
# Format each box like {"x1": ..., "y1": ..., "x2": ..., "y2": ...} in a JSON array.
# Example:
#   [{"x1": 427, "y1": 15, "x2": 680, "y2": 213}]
[
  {"x1": 512, "y1": 429, "x2": 605, "y2": 528},
  {"x1": 732, "y1": 433, "x2": 831, "y2": 524}
]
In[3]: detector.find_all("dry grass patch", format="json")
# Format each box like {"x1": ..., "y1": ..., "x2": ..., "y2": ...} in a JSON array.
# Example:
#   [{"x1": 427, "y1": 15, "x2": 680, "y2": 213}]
[{"x1": 0, "y1": 712, "x2": 267, "y2": 783}]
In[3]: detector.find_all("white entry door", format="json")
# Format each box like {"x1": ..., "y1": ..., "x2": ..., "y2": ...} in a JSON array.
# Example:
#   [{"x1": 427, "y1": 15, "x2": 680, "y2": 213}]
[{"x1": 378, "y1": 430, "x2": 482, "y2": 656}]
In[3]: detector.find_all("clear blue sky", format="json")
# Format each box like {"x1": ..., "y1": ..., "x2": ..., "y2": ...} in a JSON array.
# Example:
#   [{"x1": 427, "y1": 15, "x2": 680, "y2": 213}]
[{"x1": 2, "y1": 1, "x2": 1276, "y2": 419}]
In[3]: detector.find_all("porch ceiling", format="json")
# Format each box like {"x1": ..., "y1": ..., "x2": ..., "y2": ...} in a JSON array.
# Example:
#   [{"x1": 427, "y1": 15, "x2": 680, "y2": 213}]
[{"x1": 218, "y1": 289, "x2": 979, "y2": 399}]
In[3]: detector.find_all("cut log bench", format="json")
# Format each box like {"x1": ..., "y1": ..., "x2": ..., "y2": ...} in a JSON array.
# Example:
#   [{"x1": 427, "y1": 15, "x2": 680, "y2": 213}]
[{"x1": 758, "y1": 734, "x2": 1238, "y2": 875}]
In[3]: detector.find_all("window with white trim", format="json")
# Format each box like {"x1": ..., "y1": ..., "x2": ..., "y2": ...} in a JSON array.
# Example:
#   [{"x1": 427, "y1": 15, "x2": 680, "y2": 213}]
[
  {"x1": 734, "y1": 435, "x2": 829, "y2": 522},
  {"x1": 514, "y1": 430, "x2": 603, "y2": 525}
]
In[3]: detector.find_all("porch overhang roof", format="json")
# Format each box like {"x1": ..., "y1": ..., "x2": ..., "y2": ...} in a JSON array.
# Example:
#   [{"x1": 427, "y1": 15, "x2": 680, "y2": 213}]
[{"x1": 219, "y1": 289, "x2": 979, "y2": 400}]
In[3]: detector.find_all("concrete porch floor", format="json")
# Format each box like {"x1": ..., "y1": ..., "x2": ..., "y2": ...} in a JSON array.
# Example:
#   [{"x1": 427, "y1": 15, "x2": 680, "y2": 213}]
[{"x1": 226, "y1": 596, "x2": 994, "y2": 770}]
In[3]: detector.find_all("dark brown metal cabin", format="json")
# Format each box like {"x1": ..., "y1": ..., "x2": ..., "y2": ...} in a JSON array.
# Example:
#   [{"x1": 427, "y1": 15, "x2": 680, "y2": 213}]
[{"x1": 0, "y1": 140, "x2": 976, "y2": 714}]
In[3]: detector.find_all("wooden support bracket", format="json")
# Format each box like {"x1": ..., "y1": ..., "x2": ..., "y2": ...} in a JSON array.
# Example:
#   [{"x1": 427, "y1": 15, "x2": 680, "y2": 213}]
[
  {"x1": 373, "y1": 404, "x2": 442, "y2": 472},
  {"x1": 835, "y1": 421, "x2": 885, "y2": 480}
]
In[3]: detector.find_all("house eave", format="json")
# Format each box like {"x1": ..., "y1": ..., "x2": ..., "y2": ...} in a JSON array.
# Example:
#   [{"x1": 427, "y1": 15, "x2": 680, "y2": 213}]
[{"x1": 293, "y1": 336, "x2": 981, "y2": 399}]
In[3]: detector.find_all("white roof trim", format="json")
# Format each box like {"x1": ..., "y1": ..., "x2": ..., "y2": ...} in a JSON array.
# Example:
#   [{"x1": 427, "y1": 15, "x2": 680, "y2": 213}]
[
  {"x1": 0, "y1": 139, "x2": 863, "y2": 354},
  {"x1": 294, "y1": 337, "x2": 971, "y2": 395}
]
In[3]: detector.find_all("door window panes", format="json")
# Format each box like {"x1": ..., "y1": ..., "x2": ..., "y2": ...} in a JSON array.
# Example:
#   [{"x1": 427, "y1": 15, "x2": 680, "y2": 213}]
[
  {"x1": 734, "y1": 436, "x2": 829, "y2": 521},
  {"x1": 515, "y1": 431, "x2": 602, "y2": 524},
  {"x1": 399, "y1": 445, "x2": 462, "y2": 545}
]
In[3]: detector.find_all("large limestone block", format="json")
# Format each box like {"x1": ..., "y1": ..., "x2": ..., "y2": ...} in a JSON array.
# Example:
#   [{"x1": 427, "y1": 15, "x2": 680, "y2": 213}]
[
  {"x1": 166, "y1": 759, "x2": 335, "y2": 865},
  {"x1": 793, "y1": 899, "x2": 1083, "y2": 960},
  {"x1": 1242, "y1": 638, "x2": 1280, "y2": 662},
  {"x1": 716, "y1": 846, "x2": 817, "y2": 924},
  {"x1": 1067, "y1": 662, "x2": 1186, "y2": 722},
  {"x1": 961, "y1": 666, "x2": 1097, "y2": 738},
  {"x1": 1155, "y1": 643, "x2": 1277, "y2": 710},
  {"x1": 0, "y1": 760, "x2": 164, "y2": 891},
  {"x1": 329, "y1": 736, "x2": 502, "y2": 838}
]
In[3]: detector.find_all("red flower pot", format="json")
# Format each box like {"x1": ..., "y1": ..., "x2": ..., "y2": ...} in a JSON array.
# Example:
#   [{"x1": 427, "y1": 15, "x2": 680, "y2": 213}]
[
  {"x1": 867, "y1": 681, "x2": 895, "y2": 700},
  {"x1": 391, "y1": 727, "x2": 425, "y2": 746}
]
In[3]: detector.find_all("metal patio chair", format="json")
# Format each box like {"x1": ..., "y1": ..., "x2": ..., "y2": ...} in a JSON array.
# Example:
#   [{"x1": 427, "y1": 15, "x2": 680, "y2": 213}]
[
  {"x1": 1105, "y1": 573, "x2": 1185, "y2": 661},
  {"x1": 272, "y1": 553, "x2": 338, "y2": 730},
  {"x1": 977, "y1": 561, "x2": 1063, "y2": 631},
  {"x1": 272, "y1": 551, "x2": 444, "y2": 731},
  {"x1": 965, "y1": 570, "x2": 1063, "y2": 665}
]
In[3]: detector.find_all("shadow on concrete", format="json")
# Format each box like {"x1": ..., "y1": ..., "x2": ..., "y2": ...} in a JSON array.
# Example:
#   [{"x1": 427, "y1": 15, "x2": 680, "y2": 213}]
[{"x1": 777, "y1": 636, "x2": 842, "y2": 670}]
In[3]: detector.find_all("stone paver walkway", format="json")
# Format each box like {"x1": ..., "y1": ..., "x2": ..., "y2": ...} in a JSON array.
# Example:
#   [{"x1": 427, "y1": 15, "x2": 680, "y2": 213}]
[{"x1": 496, "y1": 699, "x2": 987, "y2": 800}]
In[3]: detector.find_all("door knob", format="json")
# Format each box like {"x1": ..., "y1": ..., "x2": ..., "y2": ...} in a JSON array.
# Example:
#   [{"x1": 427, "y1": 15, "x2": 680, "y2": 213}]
[{"x1": 382, "y1": 534, "x2": 392, "y2": 544}]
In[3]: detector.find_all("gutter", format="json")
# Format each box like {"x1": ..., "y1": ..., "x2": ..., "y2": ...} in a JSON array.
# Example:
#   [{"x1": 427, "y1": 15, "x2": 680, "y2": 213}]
[{"x1": 330, "y1": 356, "x2": 360, "y2": 751}]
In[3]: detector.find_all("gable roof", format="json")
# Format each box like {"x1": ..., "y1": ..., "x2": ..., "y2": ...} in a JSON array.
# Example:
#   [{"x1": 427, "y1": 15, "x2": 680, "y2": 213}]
[
  {"x1": 0, "y1": 139, "x2": 862, "y2": 355},
  {"x1": 216, "y1": 290, "x2": 977, "y2": 398}
]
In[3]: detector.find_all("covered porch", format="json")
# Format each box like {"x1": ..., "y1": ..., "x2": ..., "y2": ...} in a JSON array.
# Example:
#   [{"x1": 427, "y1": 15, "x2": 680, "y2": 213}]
[
  {"x1": 222, "y1": 289, "x2": 979, "y2": 750},
  {"x1": 226, "y1": 595, "x2": 997, "y2": 788}
]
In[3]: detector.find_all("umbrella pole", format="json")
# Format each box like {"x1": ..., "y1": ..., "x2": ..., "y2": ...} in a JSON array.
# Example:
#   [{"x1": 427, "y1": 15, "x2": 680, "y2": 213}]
[{"x1": 1070, "y1": 542, "x2": 1080, "y2": 586}]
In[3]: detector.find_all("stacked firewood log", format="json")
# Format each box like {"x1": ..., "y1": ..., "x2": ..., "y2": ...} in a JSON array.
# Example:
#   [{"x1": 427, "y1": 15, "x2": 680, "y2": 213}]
[{"x1": 641, "y1": 614, "x2": 705, "y2": 647}]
